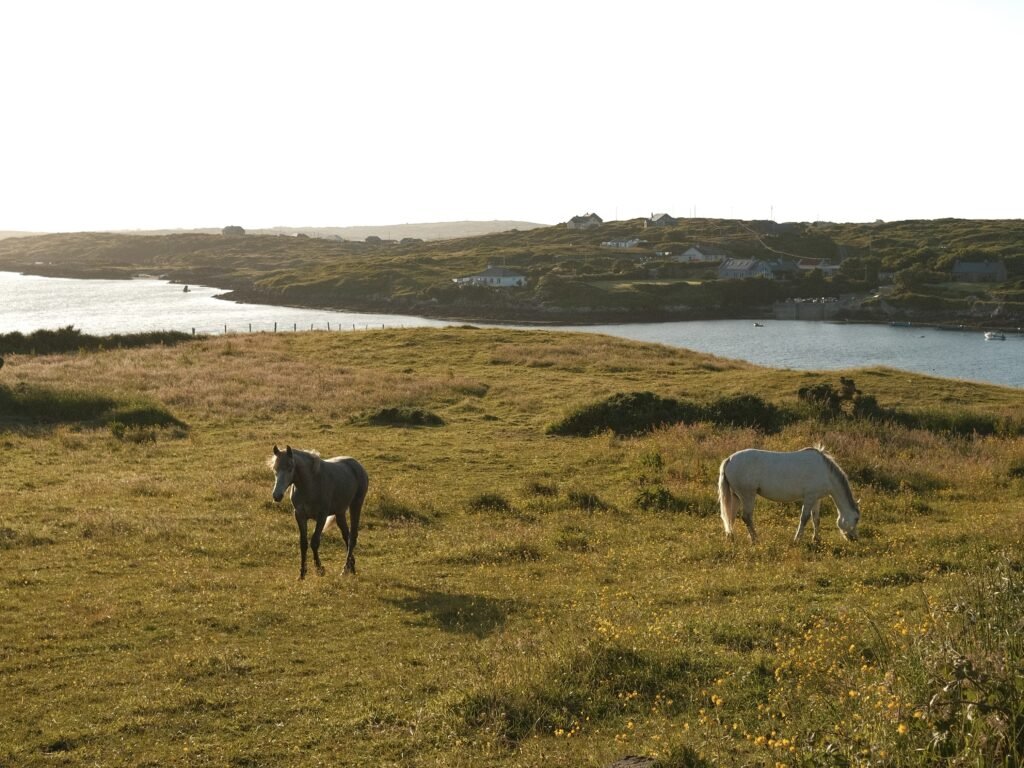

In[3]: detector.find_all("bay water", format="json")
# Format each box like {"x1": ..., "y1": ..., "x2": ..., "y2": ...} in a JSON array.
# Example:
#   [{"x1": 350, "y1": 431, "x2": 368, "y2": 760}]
[{"x1": 1, "y1": 271, "x2": 1020, "y2": 388}]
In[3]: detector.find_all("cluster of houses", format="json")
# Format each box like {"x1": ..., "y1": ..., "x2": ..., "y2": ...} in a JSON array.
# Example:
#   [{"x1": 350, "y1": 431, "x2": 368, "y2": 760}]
[{"x1": 450, "y1": 212, "x2": 1011, "y2": 289}]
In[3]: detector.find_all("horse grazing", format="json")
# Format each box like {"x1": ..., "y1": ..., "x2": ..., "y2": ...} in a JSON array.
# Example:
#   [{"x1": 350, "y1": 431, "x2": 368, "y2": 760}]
[
  {"x1": 269, "y1": 445, "x2": 369, "y2": 578},
  {"x1": 718, "y1": 446, "x2": 860, "y2": 544}
]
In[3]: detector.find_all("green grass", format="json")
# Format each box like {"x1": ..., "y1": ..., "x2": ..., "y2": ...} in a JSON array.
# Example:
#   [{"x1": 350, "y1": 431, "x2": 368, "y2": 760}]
[{"x1": 0, "y1": 327, "x2": 1021, "y2": 766}]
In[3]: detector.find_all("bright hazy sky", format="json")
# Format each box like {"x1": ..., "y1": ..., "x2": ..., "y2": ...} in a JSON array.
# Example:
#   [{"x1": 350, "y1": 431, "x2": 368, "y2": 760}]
[{"x1": 2, "y1": 0, "x2": 1021, "y2": 232}]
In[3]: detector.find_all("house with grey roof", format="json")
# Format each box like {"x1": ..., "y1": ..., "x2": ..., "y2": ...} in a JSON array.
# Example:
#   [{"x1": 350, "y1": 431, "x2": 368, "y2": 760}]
[
  {"x1": 718, "y1": 258, "x2": 774, "y2": 280},
  {"x1": 452, "y1": 266, "x2": 527, "y2": 287},
  {"x1": 951, "y1": 260, "x2": 1007, "y2": 283},
  {"x1": 644, "y1": 213, "x2": 677, "y2": 228},
  {"x1": 601, "y1": 237, "x2": 646, "y2": 249},
  {"x1": 676, "y1": 245, "x2": 730, "y2": 263},
  {"x1": 567, "y1": 213, "x2": 603, "y2": 230}
]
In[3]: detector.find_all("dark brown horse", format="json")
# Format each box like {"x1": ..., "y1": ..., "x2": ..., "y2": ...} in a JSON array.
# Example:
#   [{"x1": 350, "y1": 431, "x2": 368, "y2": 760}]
[{"x1": 269, "y1": 445, "x2": 369, "y2": 578}]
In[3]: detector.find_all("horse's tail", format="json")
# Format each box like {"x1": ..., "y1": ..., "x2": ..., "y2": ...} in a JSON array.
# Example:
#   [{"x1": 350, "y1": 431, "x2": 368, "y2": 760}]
[{"x1": 718, "y1": 457, "x2": 738, "y2": 537}]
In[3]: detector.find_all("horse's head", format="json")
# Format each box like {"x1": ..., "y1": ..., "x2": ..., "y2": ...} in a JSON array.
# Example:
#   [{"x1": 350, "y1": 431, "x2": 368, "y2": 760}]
[
  {"x1": 271, "y1": 444, "x2": 296, "y2": 502},
  {"x1": 838, "y1": 499, "x2": 861, "y2": 541}
]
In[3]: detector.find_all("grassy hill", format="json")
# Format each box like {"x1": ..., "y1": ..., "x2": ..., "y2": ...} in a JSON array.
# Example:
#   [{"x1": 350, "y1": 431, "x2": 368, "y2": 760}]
[
  {"x1": 1, "y1": 327, "x2": 1022, "y2": 766},
  {"x1": 0, "y1": 217, "x2": 1021, "y2": 324}
]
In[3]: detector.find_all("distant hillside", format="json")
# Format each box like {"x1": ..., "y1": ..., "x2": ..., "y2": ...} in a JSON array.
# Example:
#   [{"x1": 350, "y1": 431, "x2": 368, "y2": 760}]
[
  {"x1": 252, "y1": 221, "x2": 547, "y2": 241},
  {"x1": 113, "y1": 221, "x2": 547, "y2": 241},
  {"x1": 0, "y1": 231, "x2": 44, "y2": 240},
  {"x1": 0, "y1": 218, "x2": 1019, "y2": 325}
]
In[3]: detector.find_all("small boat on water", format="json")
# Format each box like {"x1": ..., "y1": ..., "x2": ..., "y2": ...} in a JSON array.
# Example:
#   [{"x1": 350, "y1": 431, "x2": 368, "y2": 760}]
[
  {"x1": 753, "y1": 322, "x2": 764, "y2": 327},
  {"x1": 984, "y1": 331, "x2": 1006, "y2": 341}
]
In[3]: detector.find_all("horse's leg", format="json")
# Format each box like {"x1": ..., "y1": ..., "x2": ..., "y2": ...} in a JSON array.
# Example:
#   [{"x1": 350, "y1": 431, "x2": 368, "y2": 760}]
[
  {"x1": 794, "y1": 501, "x2": 814, "y2": 542},
  {"x1": 345, "y1": 491, "x2": 365, "y2": 575},
  {"x1": 310, "y1": 516, "x2": 327, "y2": 576},
  {"x1": 334, "y1": 511, "x2": 350, "y2": 549},
  {"x1": 740, "y1": 492, "x2": 758, "y2": 544},
  {"x1": 296, "y1": 514, "x2": 308, "y2": 580},
  {"x1": 810, "y1": 500, "x2": 822, "y2": 544}
]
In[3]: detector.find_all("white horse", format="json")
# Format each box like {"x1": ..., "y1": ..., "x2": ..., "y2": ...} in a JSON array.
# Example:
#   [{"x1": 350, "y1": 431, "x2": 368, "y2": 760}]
[{"x1": 718, "y1": 446, "x2": 860, "y2": 544}]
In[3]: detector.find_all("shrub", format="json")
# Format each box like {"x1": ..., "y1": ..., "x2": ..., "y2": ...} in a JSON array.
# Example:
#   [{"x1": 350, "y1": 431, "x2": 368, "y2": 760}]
[
  {"x1": 467, "y1": 492, "x2": 512, "y2": 513},
  {"x1": 634, "y1": 485, "x2": 686, "y2": 513},
  {"x1": 567, "y1": 490, "x2": 608, "y2": 511},
  {"x1": 797, "y1": 382, "x2": 842, "y2": 415},
  {"x1": 555, "y1": 527, "x2": 590, "y2": 552},
  {"x1": 372, "y1": 490, "x2": 433, "y2": 525},
  {"x1": 0, "y1": 383, "x2": 185, "y2": 432},
  {"x1": 524, "y1": 480, "x2": 558, "y2": 497},
  {"x1": 549, "y1": 391, "x2": 791, "y2": 437},
  {"x1": 0, "y1": 326, "x2": 192, "y2": 356},
  {"x1": 704, "y1": 393, "x2": 788, "y2": 433},
  {"x1": 356, "y1": 406, "x2": 444, "y2": 427},
  {"x1": 546, "y1": 391, "x2": 700, "y2": 437}
]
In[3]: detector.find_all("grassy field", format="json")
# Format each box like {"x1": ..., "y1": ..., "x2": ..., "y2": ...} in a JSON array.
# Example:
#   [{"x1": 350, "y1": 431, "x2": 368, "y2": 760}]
[{"x1": 1, "y1": 327, "x2": 1022, "y2": 767}]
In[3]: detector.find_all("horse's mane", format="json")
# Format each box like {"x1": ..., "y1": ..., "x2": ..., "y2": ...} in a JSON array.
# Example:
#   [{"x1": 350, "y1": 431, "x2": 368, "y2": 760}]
[
  {"x1": 268, "y1": 447, "x2": 322, "y2": 469},
  {"x1": 813, "y1": 444, "x2": 858, "y2": 510}
]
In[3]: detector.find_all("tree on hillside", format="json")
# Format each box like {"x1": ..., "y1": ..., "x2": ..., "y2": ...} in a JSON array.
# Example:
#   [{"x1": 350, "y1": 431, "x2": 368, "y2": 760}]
[
  {"x1": 799, "y1": 268, "x2": 828, "y2": 295},
  {"x1": 895, "y1": 264, "x2": 944, "y2": 291},
  {"x1": 222, "y1": 225, "x2": 245, "y2": 236}
]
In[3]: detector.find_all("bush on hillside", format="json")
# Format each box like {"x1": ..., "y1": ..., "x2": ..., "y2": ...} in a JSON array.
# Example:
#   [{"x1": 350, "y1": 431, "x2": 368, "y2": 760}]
[
  {"x1": 547, "y1": 391, "x2": 786, "y2": 437},
  {"x1": 0, "y1": 326, "x2": 192, "y2": 356},
  {"x1": 0, "y1": 383, "x2": 185, "y2": 431},
  {"x1": 546, "y1": 391, "x2": 700, "y2": 437},
  {"x1": 354, "y1": 406, "x2": 444, "y2": 427},
  {"x1": 796, "y1": 378, "x2": 1023, "y2": 437},
  {"x1": 705, "y1": 393, "x2": 789, "y2": 433}
]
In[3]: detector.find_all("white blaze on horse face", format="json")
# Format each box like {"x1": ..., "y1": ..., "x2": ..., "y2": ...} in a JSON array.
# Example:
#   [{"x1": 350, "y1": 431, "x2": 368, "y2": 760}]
[
  {"x1": 838, "y1": 505, "x2": 860, "y2": 540},
  {"x1": 272, "y1": 462, "x2": 294, "y2": 502}
]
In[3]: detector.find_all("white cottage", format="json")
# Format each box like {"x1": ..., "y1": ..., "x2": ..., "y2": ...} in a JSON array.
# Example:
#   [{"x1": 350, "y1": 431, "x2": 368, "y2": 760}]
[
  {"x1": 452, "y1": 266, "x2": 527, "y2": 287},
  {"x1": 676, "y1": 245, "x2": 730, "y2": 263},
  {"x1": 717, "y1": 259, "x2": 774, "y2": 280}
]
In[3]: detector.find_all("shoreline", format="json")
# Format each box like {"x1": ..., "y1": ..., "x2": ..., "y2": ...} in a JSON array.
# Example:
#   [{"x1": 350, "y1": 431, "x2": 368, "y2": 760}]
[{"x1": 2, "y1": 265, "x2": 1019, "y2": 335}]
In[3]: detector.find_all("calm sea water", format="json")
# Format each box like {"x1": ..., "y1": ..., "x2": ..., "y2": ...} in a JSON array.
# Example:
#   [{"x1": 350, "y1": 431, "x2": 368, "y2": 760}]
[
  {"x1": 0, "y1": 271, "x2": 447, "y2": 335},
  {"x1": 1, "y1": 271, "x2": 1021, "y2": 388}
]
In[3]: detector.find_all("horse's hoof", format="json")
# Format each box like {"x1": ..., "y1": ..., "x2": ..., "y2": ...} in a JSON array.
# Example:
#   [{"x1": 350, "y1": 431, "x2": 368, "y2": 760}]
[{"x1": 316, "y1": 566, "x2": 326, "y2": 577}]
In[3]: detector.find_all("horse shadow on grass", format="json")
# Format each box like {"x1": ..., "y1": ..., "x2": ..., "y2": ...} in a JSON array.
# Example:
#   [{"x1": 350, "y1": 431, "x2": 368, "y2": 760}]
[{"x1": 384, "y1": 585, "x2": 519, "y2": 639}]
